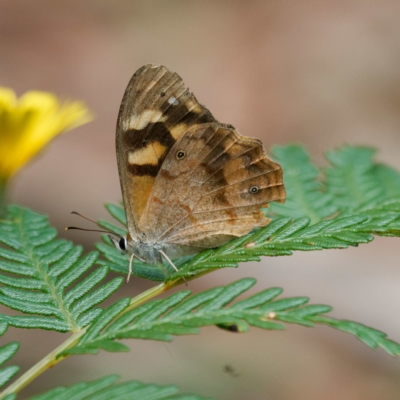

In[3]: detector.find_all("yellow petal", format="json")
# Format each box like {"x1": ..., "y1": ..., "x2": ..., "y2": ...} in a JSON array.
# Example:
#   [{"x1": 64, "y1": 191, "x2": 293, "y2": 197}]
[
  {"x1": 0, "y1": 87, "x2": 93, "y2": 179},
  {"x1": 0, "y1": 87, "x2": 17, "y2": 108}
]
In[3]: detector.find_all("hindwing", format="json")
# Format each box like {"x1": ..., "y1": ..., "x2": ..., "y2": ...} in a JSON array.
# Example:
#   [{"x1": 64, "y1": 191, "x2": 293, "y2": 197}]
[{"x1": 139, "y1": 123, "x2": 285, "y2": 248}]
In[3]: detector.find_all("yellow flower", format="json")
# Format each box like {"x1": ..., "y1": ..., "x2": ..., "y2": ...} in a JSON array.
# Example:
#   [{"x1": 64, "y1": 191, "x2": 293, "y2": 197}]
[{"x1": 0, "y1": 86, "x2": 92, "y2": 180}]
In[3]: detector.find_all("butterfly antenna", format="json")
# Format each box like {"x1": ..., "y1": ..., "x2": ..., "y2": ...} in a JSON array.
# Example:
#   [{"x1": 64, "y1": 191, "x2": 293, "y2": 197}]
[
  {"x1": 65, "y1": 226, "x2": 118, "y2": 236},
  {"x1": 159, "y1": 250, "x2": 188, "y2": 286},
  {"x1": 66, "y1": 211, "x2": 120, "y2": 238},
  {"x1": 70, "y1": 211, "x2": 101, "y2": 226}
]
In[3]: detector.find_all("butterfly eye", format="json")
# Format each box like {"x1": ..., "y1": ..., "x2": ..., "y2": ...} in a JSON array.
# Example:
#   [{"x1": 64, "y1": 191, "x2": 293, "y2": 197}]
[
  {"x1": 176, "y1": 150, "x2": 186, "y2": 160},
  {"x1": 249, "y1": 186, "x2": 259, "y2": 194},
  {"x1": 119, "y1": 237, "x2": 127, "y2": 251},
  {"x1": 160, "y1": 92, "x2": 166, "y2": 97}
]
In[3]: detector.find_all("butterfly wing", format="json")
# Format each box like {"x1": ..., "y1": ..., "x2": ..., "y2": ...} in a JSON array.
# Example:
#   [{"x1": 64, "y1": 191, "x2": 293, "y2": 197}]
[
  {"x1": 140, "y1": 121, "x2": 285, "y2": 254},
  {"x1": 116, "y1": 65, "x2": 215, "y2": 239}
]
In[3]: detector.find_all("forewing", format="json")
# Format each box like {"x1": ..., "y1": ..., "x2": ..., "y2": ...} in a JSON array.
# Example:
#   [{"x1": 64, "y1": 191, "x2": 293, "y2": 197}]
[
  {"x1": 116, "y1": 65, "x2": 215, "y2": 237},
  {"x1": 140, "y1": 123, "x2": 286, "y2": 248}
]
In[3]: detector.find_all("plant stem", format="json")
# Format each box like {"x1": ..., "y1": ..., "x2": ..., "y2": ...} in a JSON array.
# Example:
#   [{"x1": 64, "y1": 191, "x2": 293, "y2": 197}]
[
  {"x1": 0, "y1": 281, "x2": 174, "y2": 398},
  {"x1": 122, "y1": 273, "x2": 209, "y2": 314},
  {"x1": 129, "y1": 282, "x2": 167, "y2": 308}
]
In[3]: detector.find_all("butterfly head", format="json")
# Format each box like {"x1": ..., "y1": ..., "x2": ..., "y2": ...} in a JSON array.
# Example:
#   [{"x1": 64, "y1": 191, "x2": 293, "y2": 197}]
[{"x1": 110, "y1": 235, "x2": 128, "y2": 255}]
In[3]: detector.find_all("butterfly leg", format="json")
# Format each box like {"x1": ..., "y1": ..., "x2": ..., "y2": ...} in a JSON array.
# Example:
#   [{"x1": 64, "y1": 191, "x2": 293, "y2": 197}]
[
  {"x1": 126, "y1": 252, "x2": 136, "y2": 283},
  {"x1": 159, "y1": 250, "x2": 188, "y2": 286},
  {"x1": 126, "y1": 252, "x2": 147, "y2": 283}
]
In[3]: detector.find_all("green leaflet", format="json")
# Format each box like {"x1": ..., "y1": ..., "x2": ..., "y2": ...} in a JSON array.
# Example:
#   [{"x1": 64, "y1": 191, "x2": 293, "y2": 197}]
[
  {"x1": 0, "y1": 323, "x2": 19, "y2": 390},
  {"x1": 271, "y1": 145, "x2": 400, "y2": 218},
  {"x1": 325, "y1": 146, "x2": 400, "y2": 211},
  {"x1": 372, "y1": 164, "x2": 400, "y2": 200},
  {"x1": 63, "y1": 278, "x2": 400, "y2": 357},
  {"x1": 29, "y1": 375, "x2": 212, "y2": 400},
  {"x1": 0, "y1": 206, "x2": 123, "y2": 332},
  {"x1": 269, "y1": 145, "x2": 337, "y2": 222},
  {"x1": 104, "y1": 203, "x2": 127, "y2": 226},
  {"x1": 325, "y1": 146, "x2": 381, "y2": 211}
]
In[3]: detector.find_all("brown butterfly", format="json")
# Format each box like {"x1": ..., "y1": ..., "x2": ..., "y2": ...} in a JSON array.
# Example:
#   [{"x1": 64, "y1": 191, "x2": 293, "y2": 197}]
[{"x1": 111, "y1": 65, "x2": 285, "y2": 281}]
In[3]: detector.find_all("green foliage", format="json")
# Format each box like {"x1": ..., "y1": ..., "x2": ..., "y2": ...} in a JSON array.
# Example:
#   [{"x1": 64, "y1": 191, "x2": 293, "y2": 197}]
[
  {"x1": 168, "y1": 200, "x2": 400, "y2": 280},
  {"x1": 271, "y1": 145, "x2": 400, "y2": 217},
  {"x1": 63, "y1": 278, "x2": 400, "y2": 357},
  {"x1": 30, "y1": 374, "x2": 211, "y2": 400},
  {"x1": 268, "y1": 145, "x2": 338, "y2": 222},
  {"x1": 96, "y1": 145, "x2": 400, "y2": 282},
  {"x1": 0, "y1": 323, "x2": 19, "y2": 393},
  {"x1": 0, "y1": 206, "x2": 124, "y2": 332},
  {"x1": 98, "y1": 200, "x2": 400, "y2": 281},
  {"x1": 0, "y1": 144, "x2": 399, "y2": 399},
  {"x1": 323, "y1": 147, "x2": 400, "y2": 211}
]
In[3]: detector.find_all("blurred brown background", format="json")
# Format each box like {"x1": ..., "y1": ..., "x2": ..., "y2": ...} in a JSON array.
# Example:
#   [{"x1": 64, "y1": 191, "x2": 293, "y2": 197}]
[{"x1": 1, "y1": 1, "x2": 400, "y2": 399}]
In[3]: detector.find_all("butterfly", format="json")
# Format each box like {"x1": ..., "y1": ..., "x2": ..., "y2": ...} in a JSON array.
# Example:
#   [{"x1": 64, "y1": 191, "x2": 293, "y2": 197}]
[{"x1": 110, "y1": 64, "x2": 286, "y2": 282}]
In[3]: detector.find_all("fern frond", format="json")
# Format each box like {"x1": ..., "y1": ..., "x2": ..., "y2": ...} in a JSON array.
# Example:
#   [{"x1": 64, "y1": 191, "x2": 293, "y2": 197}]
[
  {"x1": 96, "y1": 145, "x2": 400, "y2": 281},
  {"x1": 371, "y1": 163, "x2": 400, "y2": 200},
  {"x1": 270, "y1": 145, "x2": 400, "y2": 217},
  {"x1": 324, "y1": 146, "x2": 400, "y2": 212},
  {"x1": 98, "y1": 200, "x2": 400, "y2": 281},
  {"x1": 0, "y1": 322, "x2": 19, "y2": 392},
  {"x1": 63, "y1": 279, "x2": 400, "y2": 357},
  {"x1": 269, "y1": 145, "x2": 337, "y2": 222},
  {"x1": 0, "y1": 206, "x2": 123, "y2": 332},
  {"x1": 179, "y1": 200, "x2": 399, "y2": 276},
  {"x1": 30, "y1": 374, "x2": 211, "y2": 400}
]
